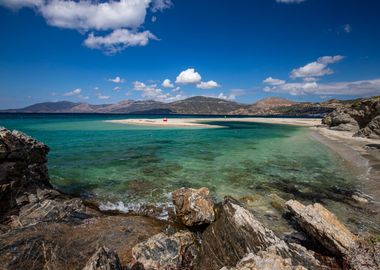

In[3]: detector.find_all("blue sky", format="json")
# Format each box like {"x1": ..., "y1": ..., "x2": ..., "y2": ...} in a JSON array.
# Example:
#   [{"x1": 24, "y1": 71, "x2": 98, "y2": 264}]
[{"x1": 1, "y1": 0, "x2": 380, "y2": 109}]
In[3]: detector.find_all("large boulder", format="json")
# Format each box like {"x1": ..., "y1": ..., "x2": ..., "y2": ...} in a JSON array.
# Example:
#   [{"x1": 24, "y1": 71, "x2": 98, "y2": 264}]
[
  {"x1": 130, "y1": 231, "x2": 199, "y2": 270},
  {"x1": 322, "y1": 109, "x2": 360, "y2": 132},
  {"x1": 172, "y1": 187, "x2": 215, "y2": 226},
  {"x1": 82, "y1": 246, "x2": 122, "y2": 270},
  {"x1": 285, "y1": 200, "x2": 357, "y2": 256},
  {"x1": 198, "y1": 197, "x2": 288, "y2": 269}
]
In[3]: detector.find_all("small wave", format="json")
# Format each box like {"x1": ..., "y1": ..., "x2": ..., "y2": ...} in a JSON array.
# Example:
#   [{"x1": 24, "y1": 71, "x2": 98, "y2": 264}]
[{"x1": 99, "y1": 200, "x2": 174, "y2": 221}]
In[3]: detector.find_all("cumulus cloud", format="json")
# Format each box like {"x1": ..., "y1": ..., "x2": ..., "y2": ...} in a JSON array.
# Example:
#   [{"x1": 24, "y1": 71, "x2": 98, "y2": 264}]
[
  {"x1": 290, "y1": 55, "x2": 344, "y2": 78},
  {"x1": 197, "y1": 80, "x2": 220, "y2": 89},
  {"x1": 84, "y1": 29, "x2": 156, "y2": 54},
  {"x1": 0, "y1": 0, "x2": 172, "y2": 53},
  {"x1": 108, "y1": 76, "x2": 124, "y2": 83},
  {"x1": 276, "y1": 0, "x2": 305, "y2": 3},
  {"x1": 263, "y1": 79, "x2": 380, "y2": 96},
  {"x1": 63, "y1": 88, "x2": 81, "y2": 96},
  {"x1": 263, "y1": 77, "x2": 286, "y2": 86},
  {"x1": 113, "y1": 86, "x2": 121, "y2": 91},
  {"x1": 175, "y1": 68, "x2": 202, "y2": 84},
  {"x1": 132, "y1": 81, "x2": 185, "y2": 102},
  {"x1": 217, "y1": 92, "x2": 236, "y2": 101},
  {"x1": 162, "y1": 79, "x2": 174, "y2": 88}
]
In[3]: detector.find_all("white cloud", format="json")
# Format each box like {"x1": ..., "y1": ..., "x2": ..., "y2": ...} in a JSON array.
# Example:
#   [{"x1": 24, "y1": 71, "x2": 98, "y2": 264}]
[
  {"x1": 63, "y1": 88, "x2": 81, "y2": 96},
  {"x1": 84, "y1": 29, "x2": 156, "y2": 54},
  {"x1": 132, "y1": 81, "x2": 185, "y2": 102},
  {"x1": 276, "y1": 0, "x2": 305, "y2": 3},
  {"x1": 197, "y1": 80, "x2": 220, "y2": 89},
  {"x1": 303, "y1": 77, "x2": 318, "y2": 82},
  {"x1": 151, "y1": 0, "x2": 172, "y2": 12},
  {"x1": 290, "y1": 55, "x2": 344, "y2": 78},
  {"x1": 108, "y1": 76, "x2": 124, "y2": 83},
  {"x1": 263, "y1": 79, "x2": 380, "y2": 96},
  {"x1": 162, "y1": 79, "x2": 174, "y2": 88},
  {"x1": 344, "y1": 24, "x2": 352, "y2": 33},
  {"x1": 113, "y1": 86, "x2": 121, "y2": 91},
  {"x1": 0, "y1": 0, "x2": 172, "y2": 53},
  {"x1": 0, "y1": 0, "x2": 43, "y2": 9},
  {"x1": 96, "y1": 93, "x2": 110, "y2": 100},
  {"x1": 39, "y1": 0, "x2": 150, "y2": 31},
  {"x1": 175, "y1": 68, "x2": 202, "y2": 84},
  {"x1": 217, "y1": 92, "x2": 236, "y2": 101},
  {"x1": 263, "y1": 77, "x2": 286, "y2": 86},
  {"x1": 317, "y1": 55, "x2": 345, "y2": 64}
]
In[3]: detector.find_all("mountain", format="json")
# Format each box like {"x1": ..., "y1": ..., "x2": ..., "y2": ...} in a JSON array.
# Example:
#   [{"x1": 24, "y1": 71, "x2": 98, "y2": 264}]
[{"x1": 2, "y1": 96, "x2": 359, "y2": 116}]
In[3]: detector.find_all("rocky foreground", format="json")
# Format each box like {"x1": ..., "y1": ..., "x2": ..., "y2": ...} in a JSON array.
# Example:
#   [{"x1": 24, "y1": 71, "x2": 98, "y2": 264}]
[{"x1": 1, "y1": 127, "x2": 379, "y2": 270}]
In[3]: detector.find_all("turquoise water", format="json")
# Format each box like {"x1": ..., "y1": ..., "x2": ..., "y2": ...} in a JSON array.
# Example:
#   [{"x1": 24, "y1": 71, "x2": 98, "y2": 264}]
[{"x1": 1, "y1": 113, "x2": 377, "y2": 233}]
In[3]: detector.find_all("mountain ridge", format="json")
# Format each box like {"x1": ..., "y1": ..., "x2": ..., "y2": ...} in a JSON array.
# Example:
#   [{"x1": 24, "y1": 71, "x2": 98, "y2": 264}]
[{"x1": 2, "y1": 96, "x2": 359, "y2": 116}]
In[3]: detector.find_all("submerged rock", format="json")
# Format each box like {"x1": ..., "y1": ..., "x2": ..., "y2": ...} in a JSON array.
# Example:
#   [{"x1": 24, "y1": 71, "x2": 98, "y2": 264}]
[
  {"x1": 285, "y1": 200, "x2": 358, "y2": 256},
  {"x1": 82, "y1": 246, "x2": 122, "y2": 270},
  {"x1": 172, "y1": 187, "x2": 215, "y2": 226},
  {"x1": 130, "y1": 231, "x2": 199, "y2": 270}
]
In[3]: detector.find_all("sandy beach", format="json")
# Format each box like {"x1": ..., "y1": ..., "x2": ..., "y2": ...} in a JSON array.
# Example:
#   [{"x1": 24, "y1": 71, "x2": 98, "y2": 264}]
[{"x1": 106, "y1": 117, "x2": 322, "y2": 127}]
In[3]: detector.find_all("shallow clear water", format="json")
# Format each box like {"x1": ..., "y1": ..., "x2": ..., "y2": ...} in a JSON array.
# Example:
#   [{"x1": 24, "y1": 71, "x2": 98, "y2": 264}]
[{"x1": 1, "y1": 113, "x2": 378, "y2": 234}]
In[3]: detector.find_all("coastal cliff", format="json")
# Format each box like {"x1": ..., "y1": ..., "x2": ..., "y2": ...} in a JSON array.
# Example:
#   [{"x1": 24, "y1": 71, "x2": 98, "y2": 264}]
[
  {"x1": 0, "y1": 128, "x2": 379, "y2": 269},
  {"x1": 322, "y1": 96, "x2": 380, "y2": 138}
]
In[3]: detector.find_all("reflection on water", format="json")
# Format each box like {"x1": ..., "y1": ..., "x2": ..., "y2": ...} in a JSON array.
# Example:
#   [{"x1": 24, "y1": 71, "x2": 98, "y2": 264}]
[{"x1": 1, "y1": 114, "x2": 379, "y2": 234}]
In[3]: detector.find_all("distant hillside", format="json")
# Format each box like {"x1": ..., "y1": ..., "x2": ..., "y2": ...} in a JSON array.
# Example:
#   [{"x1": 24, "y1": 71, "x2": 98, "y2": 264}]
[{"x1": 2, "y1": 96, "x2": 361, "y2": 116}]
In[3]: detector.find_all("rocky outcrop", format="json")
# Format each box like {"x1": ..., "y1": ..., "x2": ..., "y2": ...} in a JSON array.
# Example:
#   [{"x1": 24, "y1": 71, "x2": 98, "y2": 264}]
[
  {"x1": 0, "y1": 127, "x2": 51, "y2": 215},
  {"x1": 322, "y1": 96, "x2": 380, "y2": 137},
  {"x1": 343, "y1": 241, "x2": 380, "y2": 270},
  {"x1": 82, "y1": 246, "x2": 122, "y2": 270},
  {"x1": 198, "y1": 197, "x2": 322, "y2": 270},
  {"x1": 285, "y1": 200, "x2": 357, "y2": 256},
  {"x1": 130, "y1": 231, "x2": 199, "y2": 270},
  {"x1": 172, "y1": 187, "x2": 215, "y2": 226}
]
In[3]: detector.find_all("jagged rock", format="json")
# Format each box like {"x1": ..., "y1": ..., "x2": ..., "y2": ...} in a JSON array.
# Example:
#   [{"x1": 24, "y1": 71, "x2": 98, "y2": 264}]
[
  {"x1": 355, "y1": 115, "x2": 380, "y2": 139},
  {"x1": 220, "y1": 250, "x2": 306, "y2": 270},
  {"x1": 172, "y1": 187, "x2": 215, "y2": 226},
  {"x1": 323, "y1": 96, "x2": 380, "y2": 137},
  {"x1": 0, "y1": 127, "x2": 51, "y2": 215},
  {"x1": 198, "y1": 197, "x2": 288, "y2": 269},
  {"x1": 269, "y1": 193, "x2": 286, "y2": 211},
  {"x1": 343, "y1": 242, "x2": 380, "y2": 270},
  {"x1": 285, "y1": 200, "x2": 358, "y2": 256},
  {"x1": 82, "y1": 246, "x2": 122, "y2": 270},
  {"x1": 130, "y1": 231, "x2": 199, "y2": 270}
]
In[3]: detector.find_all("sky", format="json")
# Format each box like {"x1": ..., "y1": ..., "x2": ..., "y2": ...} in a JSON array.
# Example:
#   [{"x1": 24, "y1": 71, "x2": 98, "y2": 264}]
[{"x1": 0, "y1": 0, "x2": 380, "y2": 109}]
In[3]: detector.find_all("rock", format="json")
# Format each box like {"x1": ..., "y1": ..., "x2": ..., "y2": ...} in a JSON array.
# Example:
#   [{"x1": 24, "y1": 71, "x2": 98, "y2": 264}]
[
  {"x1": 198, "y1": 197, "x2": 288, "y2": 269},
  {"x1": 269, "y1": 193, "x2": 286, "y2": 211},
  {"x1": 0, "y1": 215, "x2": 166, "y2": 270},
  {"x1": 172, "y1": 187, "x2": 215, "y2": 226},
  {"x1": 343, "y1": 242, "x2": 380, "y2": 270},
  {"x1": 355, "y1": 115, "x2": 380, "y2": 139},
  {"x1": 351, "y1": 194, "x2": 369, "y2": 204},
  {"x1": 130, "y1": 231, "x2": 199, "y2": 270},
  {"x1": 0, "y1": 127, "x2": 51, "y2": 215},
  {"x1": 285, "y1": 200, "x2": 357, "y2": 256},
  {"x1": 220, "y1": 250, "x2": 306, "y2": 270},
  {"x1": 323, "y1": 96, "x2": 380, "y2": 137},
  {"x1": 82, "y1": 246, "x2": 122, "y2": 270}
]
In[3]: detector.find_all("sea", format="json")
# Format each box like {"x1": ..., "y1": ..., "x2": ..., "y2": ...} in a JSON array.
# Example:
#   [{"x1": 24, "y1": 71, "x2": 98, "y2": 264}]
[{"x1": 1, "y1": 113, "x2": 379, "y2": 234}]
